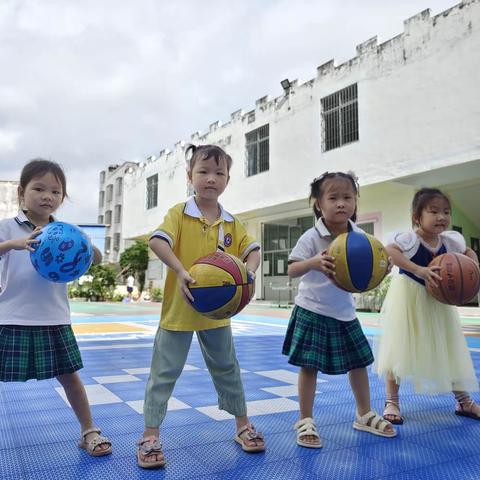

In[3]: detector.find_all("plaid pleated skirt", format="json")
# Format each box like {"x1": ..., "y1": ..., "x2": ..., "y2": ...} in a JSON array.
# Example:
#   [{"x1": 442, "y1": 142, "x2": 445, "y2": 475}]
[
  {"x1": 282, "y1": 306, "x2": 374, "y2": 374},
  {"x1": 0, "y1": 325, "x2": 83, "y2": 382}
]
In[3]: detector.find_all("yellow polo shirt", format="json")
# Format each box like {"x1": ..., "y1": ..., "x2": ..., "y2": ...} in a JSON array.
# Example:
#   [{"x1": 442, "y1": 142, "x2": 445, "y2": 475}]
[{"x1": 151, "y1": 198, "x2": 260, "y2": 331}]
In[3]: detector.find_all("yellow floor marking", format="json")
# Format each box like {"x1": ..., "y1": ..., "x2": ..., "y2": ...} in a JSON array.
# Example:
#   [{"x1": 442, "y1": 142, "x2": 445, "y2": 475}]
[{"x1": 72, "y1": 323, "x2": 150, "y2": 334}]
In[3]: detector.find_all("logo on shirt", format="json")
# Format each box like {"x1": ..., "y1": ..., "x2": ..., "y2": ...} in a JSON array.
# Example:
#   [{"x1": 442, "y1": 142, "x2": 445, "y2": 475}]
[{"x1": 224, "y1": 233, "x2": 233, "y2": 247}]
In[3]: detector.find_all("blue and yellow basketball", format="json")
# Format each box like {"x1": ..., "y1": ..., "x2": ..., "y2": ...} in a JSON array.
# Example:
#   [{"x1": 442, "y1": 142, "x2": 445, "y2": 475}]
[
  {"x1": 188, "y1": 251, "x2": 254, "y2": 320},
  {"x1": 327, "y1": 231, "x2": 388, "y2": 292}
]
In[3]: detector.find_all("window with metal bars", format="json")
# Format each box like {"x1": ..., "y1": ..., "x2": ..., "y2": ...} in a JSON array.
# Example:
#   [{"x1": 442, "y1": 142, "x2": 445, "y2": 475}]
[
  {"x1": 245, "y1": 124, "x2": 269, "y2": 177},
  {"x1": 106, "y1": 184, "x2": 113, "y2": 202},
  {"x1": 113, "y1": 233, "x2": 121, "y2": 251},
  {"x1": 115, "y1": 177, "x2": 123, "y2": 196},
  {"x1": 321, "y1": 84, "x2": 358, "y2": 152},
  {"x1": 114, "y1": 205, "x2": 122, "y2": 223},
  {"x1": 146, "y1": 174, "x2": 158, "y2": 209}
]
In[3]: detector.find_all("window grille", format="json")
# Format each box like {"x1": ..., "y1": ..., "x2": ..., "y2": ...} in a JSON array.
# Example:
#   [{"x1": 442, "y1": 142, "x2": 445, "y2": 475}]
[
  {"x1": 245, "y1": 124, "x2": 269, "y2": 177},
  {"x1": 321, "y1": 84, "x2": 358, "y2": 152},
  {"x1": 146, "y1": 174, "x2": 158, "y2": 209}
]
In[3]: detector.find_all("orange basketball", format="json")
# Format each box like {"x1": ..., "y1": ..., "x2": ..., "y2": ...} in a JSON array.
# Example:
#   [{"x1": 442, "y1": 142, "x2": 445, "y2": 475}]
[{"x1": 426, "y1": 253, "x2": 480, "y2": 305}]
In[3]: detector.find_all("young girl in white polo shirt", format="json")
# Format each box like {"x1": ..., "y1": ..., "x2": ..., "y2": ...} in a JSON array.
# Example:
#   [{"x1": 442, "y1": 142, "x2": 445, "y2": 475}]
[
  {"x1": 282, "y1": 171, "x2": 396, "y2": 448},
  {"x1": 0, "y1": 159, "x2": 112, "y2": 457}
]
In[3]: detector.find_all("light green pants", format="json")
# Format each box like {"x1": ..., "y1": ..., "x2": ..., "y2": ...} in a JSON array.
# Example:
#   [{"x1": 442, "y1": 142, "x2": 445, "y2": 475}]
[{"x1": 143, "y1": 326, "x2": 247, "y2": 428}]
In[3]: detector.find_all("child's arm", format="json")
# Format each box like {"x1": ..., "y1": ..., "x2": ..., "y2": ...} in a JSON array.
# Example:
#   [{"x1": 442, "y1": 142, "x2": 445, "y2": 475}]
[
  {"x1": 464, "y1": 247, "x2": 479, "y2": 265},
  {"x1": 0, "y1": 227, "x2": 42, "y2": 256},
  {"x1": 149, "y1": 237, "x2": 195, "y2": 303},
  {"x1": 386, "y1": 243, "x2": 441, "y2": 288},
  {"x1": 92, "y1": 246, "x2": 102, "y2": 265},
  {"x1": 244, "y1": 249, "x2": 260, "y2": 279},
  {"x1": 288, "y1": 251, "x2": 335, "y2": 278}
]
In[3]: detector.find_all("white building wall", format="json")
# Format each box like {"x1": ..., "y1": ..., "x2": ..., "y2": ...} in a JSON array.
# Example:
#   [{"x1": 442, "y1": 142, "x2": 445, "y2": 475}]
[
  {"x1": 113, "y1": 0, "x2": 479, "y2": 294},
  {"x1": 0, "y1": 181, "x2": 19, "y2": 219}
]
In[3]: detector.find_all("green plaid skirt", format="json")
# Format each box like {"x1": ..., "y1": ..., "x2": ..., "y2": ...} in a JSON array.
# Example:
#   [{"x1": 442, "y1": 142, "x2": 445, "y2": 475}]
[
  {"x1": 0, "y1": 325, "x2": 83, "y2": 382},
  {"x1": 282, "y1": 306, "x2": 373, "y2": 374}
]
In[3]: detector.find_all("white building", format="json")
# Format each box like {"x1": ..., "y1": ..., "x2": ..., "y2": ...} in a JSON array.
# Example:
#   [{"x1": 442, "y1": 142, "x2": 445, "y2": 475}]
[
  {"x1": 104, "y1": 0, "x2": 480, "y2": 300},
  {"x1": 0, "y1": 181, "x2": 19, "y2": 219},
  {"x1": 97, "y1": 162, "x2": 137, "y2": 263}
]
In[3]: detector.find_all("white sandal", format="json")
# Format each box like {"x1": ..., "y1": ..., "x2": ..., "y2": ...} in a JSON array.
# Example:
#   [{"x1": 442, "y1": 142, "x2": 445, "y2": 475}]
[
  {"x1": 353, "y1": 410, "x2": 397, "y2": 438},
  {"x1": 294, "y1": 417, "x2": 323, "y2": 448}
]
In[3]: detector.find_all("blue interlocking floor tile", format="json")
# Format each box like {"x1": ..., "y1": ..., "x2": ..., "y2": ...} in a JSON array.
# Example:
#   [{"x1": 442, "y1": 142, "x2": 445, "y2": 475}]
[
  {"x1": 13, "y1": 421, "x2": 80, "y2": 448},
  {"x1": 184, "y1": 438, "x2": 280, "y2": 474},
  {"x1": 0, "y1": 427, "x2": 15, "y2": 451},
  {"x1": 93, "y1": 413, "x2": 145, "y2": 436},
  {"x1": 0, "y1": 446, "x2": 26, "y2": 478},
  {"x1": 4, "y1": 396, "x2": 69, "y2": 414},
  {"x1": 111, "y1": 445, "x2": 211, "y2": 479},
  {"x1": 291, "y1": 447, "x2": 395, "y2": 480},
  {"x1": 380, "y1": 456, "x2": 480, "y2": 480},
  {"x1": 407, "y1": 424, "x2": 480, "y2": 459},
  {"x1": 161, "y1": 407, "x2": 217, "y2": 429},
  {"x1": 379, "y1": 473, "x2": 424, "y2": 480},
  {"x1": 23, "y1": 461, "x2": 126, "y2": 480},
  {"x1": 320, "y1": 420, "x2": 399, "y2": 449},
  {"x1": 90, "y1": 401, "x2": 140, "y2": 419},
  {"x1": 352, "y1": 438, "x2": 459, "y2": 472}
]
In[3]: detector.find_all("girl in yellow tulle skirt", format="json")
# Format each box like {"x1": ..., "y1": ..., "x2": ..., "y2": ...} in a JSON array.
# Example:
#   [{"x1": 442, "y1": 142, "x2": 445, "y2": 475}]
[{"x1": 374, "y1": 188, "x2": 479, "y2": 424}]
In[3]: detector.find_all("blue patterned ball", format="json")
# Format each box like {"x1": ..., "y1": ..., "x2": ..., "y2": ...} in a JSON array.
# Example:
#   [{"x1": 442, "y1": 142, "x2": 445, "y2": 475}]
[{"x1": 30, "y1": 222, "x2": 93, "y2": 283}]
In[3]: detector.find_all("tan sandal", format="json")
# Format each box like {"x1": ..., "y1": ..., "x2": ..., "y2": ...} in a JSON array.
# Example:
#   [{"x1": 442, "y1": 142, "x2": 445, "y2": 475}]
[
  {"x1": 234, "y1": 424, "x2": 265, "y2": 452},
  {"x1": 294, "y1": 417, "x2": 322, "y2": 449},
  {"x1": 136, "y1": 436, "x2": 166, "y2": 469},
  {"x1": 78, "y1": 427, "x2": 112, "y2": 457},
  {"x1": 455, "y1": 398, "x2": 480, "y2": 420},
  {"x1": 353, "y1": 410, "x2": 397, "y2": 438},
  {"x1": 383, "y1": 400, "x2": 404, "y2": 425}
]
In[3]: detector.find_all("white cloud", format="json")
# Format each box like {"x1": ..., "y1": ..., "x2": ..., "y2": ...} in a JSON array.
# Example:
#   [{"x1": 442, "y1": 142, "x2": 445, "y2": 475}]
[{"x1": 0, "y1": 0, "x2": 458, "y2": 222}]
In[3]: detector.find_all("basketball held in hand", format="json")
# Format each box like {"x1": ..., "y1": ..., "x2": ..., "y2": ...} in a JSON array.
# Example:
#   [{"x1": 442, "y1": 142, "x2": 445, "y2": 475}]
[
  {"x1": 188, "y1": 251, "x2": 254, "y2": 320},
  {"x1": 426, "y1": 253, "x2": 480, "y2": 305},
  {"x1": 327, "y1": 231, "x2": 389, "y2": 293}
]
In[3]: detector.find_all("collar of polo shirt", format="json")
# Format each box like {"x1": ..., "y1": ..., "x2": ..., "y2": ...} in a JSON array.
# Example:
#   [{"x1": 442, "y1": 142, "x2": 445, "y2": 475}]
[
  {"x1": 184, "y1": 196, "x2": 234, "y2": 222},
  {"x1": 315, "y1": 217, "x2": 363, "y2": 238}
]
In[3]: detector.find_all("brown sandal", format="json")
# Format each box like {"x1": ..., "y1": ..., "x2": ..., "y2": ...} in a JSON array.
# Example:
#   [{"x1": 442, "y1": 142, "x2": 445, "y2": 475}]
[
  {"x1": 234, "y1": 424, "x2": 265, "y2": 452},
  {"x1": 136, "y1": 436, "x2": 166, "y2": 469},
  {"x1": 383, "y1": 400, "x2": 404, "y2": 425},
  {"x1": 455, "y1": 398, "x2": 480, "y2": 420}
]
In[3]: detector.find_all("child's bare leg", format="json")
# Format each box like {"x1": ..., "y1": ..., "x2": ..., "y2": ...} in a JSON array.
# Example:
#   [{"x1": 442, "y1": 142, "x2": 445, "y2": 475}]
[
  {"x1": 348, "y1": 367, "x2": 370, "y2": 416},
  {"x1": 384, "y1": 374, "x2": 402, "y2": 423},
  {"x1": 348, "y1": 367, "x2": 394, "y2": 434},
  {"x1": 296, "y1": 367, "x2": 319, "y2": 445},
  {"x1": 56, "y1": 372, "x2": 110, "y2": 453}
]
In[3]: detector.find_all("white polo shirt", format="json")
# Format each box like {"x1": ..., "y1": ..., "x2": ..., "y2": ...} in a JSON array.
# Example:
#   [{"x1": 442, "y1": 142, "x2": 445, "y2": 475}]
[
  {"x1": 290, "y1": 218, "x2": 365, "y2": 322},
  {"x1": 0, "y1": 212, "x2": 70, "y2": 326}
]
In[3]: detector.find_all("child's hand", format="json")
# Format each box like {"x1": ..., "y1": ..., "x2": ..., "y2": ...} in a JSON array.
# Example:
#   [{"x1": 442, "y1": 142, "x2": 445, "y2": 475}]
[
  {"x1": 386, "y1": 256, "x2": 394, "y2": 274},
  {"x1": 309, "y1": 250, "x2": 336, "y2": 277},
  {"x1": 415, "y1": 265, "x2": 442, "y2": 288},
  {"x1": 9, "y1": 227, "x2": 42, "y2": 252},
  {"x1": 177, "y1": 269, "x2": 196, "y2": 304}
]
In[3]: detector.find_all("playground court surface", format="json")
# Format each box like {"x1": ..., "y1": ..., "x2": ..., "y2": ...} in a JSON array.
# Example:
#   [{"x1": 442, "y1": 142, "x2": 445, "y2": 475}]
[{"x1": 1, "y1": 300, "x2": 480, "y2": 480}]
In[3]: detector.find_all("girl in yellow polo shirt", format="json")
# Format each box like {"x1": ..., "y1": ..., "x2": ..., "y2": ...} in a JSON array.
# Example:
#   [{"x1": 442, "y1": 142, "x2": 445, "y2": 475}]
[{"x1": 136, "y1": 144, "x2": 265, "y2": 469}]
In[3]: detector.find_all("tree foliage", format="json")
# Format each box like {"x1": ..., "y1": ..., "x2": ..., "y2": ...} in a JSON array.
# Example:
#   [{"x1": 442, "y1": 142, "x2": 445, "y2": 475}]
[{"x1": 119, "y1": 240, "x2": 149, "y2": 292}]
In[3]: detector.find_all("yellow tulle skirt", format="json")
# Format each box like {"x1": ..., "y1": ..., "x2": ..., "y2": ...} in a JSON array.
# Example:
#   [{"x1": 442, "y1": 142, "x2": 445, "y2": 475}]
[{"x1": 374, "y1": 274, "x2": 479, "y2": 394}]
